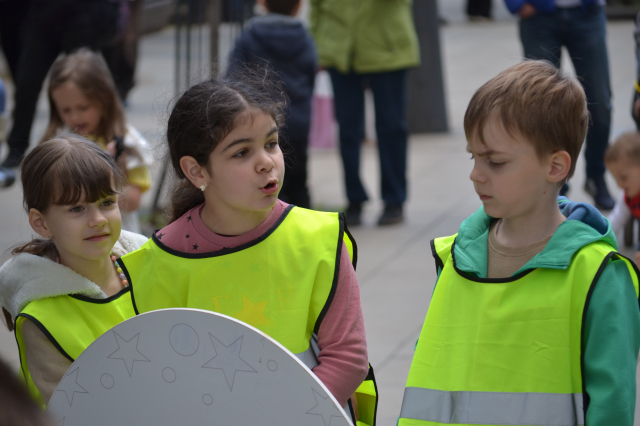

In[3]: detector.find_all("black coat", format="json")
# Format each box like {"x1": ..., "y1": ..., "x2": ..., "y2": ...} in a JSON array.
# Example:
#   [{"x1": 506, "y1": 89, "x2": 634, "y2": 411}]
[{"x1": 229, "y1": 14, "x2": 317, "y2": 142}]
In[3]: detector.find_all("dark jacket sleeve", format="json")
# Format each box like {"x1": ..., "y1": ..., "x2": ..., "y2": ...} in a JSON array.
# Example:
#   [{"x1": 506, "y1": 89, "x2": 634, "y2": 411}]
[{"x1": 582, "y1": 258, "x2": 640, "y2": 426}]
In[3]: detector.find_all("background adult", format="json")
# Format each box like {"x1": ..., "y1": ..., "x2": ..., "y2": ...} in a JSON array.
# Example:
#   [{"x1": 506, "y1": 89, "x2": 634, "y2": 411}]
[
  {"x1": 505, "y1": 0, "x2": 615, "y2": 210},
  {"x1": 0, "y1": 0, "x2": 119, "y2": 172},
  {"x1": 309, "y1": 0, "x2": 420, "y2": 225}
]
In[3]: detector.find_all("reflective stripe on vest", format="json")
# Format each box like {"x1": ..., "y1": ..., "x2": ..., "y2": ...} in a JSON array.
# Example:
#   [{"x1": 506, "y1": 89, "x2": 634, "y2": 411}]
[
  {"x1": 399, "y1": 235, "x2": 640, "y2": 426},
  {"x1": 120, "y1": 206, "x2": 378, "y2": 425},
  {"x1": 401, "y1": 387, "x2": 584, "y2": 426},
  {"x1": 15, "y1": 288, "x2": 135, "y2": 406}
]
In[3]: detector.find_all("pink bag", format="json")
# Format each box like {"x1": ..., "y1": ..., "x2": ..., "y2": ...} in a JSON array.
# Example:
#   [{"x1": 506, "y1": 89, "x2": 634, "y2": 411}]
[{"x1": 308, "y1": 71, "x2": 337, "y2": 149}]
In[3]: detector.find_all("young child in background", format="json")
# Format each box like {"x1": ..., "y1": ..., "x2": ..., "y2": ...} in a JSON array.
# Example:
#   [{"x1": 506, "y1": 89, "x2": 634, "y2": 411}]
[
  {"x1": 399, "y1": 61, "x2": 640, "y2": 426},
  {"x1": 605, "y1": 131, "x2": 640, "y2": 263},
  {"x1": 228, "y1": 0, "x2": 316, "y2": 208},
  {"x1": 42, "y1": 48, "x2": 152, "y2": 233},
  {"x1": 0, "y1": 135, "x2": 147, "y2": 406},
  {"x1": 117, "y1": 69, "x2": 377, "y2": 425}
]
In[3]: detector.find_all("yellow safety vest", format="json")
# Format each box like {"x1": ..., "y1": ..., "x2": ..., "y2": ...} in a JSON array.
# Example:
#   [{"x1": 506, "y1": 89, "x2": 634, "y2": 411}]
[
  {"x1": 15, "y1": 288, "x2": 135, "y2": 406},
  {"x1": 119, "y1": 205, "x2": 378, "y2": 425},
  {"x1": 399, "y1": 234, "x2": 640, "y2": 426}
]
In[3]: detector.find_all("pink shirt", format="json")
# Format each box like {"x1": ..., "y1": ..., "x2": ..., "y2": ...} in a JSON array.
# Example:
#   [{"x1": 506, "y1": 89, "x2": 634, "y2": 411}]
[{"x1": 157, "y1": 200, "x2": 369, "y2": 406}]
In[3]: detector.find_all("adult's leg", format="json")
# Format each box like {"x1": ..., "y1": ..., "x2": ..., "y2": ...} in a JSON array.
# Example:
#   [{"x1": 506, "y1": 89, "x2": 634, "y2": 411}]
[
  {"x1": 518, "y1": 11, "x2": 563, "y2": 67},
  {"x1": 467, "y1": 0, "x2": 492, "y2": 18},
  {"x1": 2, "y1": 16, "x2": 60, "y2": 167},
  {"x1": 368, "y1": 69, "x2": 408, "y2": 207},
  {"x1": 0, "y1": 0, "x2": 30, "y2": 79},
  {"x1": 327, "y1": 68, "x2": 368, "y2": 205},
  {"x1": 279, "y1": 136, "x2": 311, "y2": 209},
  {"x1": 564, "y1": 6, "x2": 611, "y2": 182}
]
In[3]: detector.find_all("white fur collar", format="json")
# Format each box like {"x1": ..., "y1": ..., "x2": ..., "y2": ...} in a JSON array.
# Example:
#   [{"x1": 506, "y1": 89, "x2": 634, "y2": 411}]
[{"x1": 0, "y1": 230, "x2": 148, "y2": 319}]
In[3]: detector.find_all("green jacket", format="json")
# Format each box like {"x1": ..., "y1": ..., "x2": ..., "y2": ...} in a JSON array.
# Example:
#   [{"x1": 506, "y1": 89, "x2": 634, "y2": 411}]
[
  {"x1": 309, "y1": 0, "x2": 420, "y2": 74},
  {"x1": 441, "y1": 198, "x2": 640, "y2": 426}
]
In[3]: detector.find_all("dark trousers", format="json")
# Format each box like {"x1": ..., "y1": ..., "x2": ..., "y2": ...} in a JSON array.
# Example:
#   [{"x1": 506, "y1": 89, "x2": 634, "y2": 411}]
[
  {"x1": 519, "y1": 5, "x2": 611, "y2": 180},
  {"x1": 102, "y1": 0, "x2": 142, "y2": 102},
  {"x1": 3, "y1": 1, "x2": 117, "y2": 167},
  {"x1": 328, "y1": 68, "x2": 408, "y2": 206},
  {"x1": 0, "y1": 0, "x2": 30, "y2": 78},
  {"x1": 467, "y1": 0, "x2": 492, "y2": 18},
  {"x1": 278, "y1": 135, "x2": 310, "y2": 209}
]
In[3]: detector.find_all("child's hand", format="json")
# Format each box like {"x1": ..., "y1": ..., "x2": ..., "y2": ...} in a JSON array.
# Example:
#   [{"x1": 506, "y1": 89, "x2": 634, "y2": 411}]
[
  {"x1": 350, "y1": 394, "x2": 359, "y2": 420},
  {"x1": 105, "y1": 140, "x2": 117, "y2": 157},
  {"x1": 634, "y1": 250, "x2": 640, "y2": 266},
  {"x1": 518, "y1": 3, "x2": 537, "y2": 18}
]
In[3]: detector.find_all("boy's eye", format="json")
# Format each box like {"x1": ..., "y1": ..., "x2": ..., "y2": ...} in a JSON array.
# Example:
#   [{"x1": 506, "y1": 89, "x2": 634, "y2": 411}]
[
  {"x1": 69, "y1": 205, "x2": 84, "y2": 213},
  {"x1": 489, "y1": 161, "x2": 505, "y2": 167},
  {"x1": 101, "y1": 199, "x2": 116, "y2": 207}
]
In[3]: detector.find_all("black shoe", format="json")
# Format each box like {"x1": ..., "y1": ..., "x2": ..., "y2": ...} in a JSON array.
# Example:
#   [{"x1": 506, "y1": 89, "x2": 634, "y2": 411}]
[
  {"x1": 0, "y1": 167, "x2": 16, "y2": 188},
  {"x1": 559, "y1": 183, "x2": 570, "y2": 197},
  {"x1": 1, "y1": 151, "x2": 22, "y2": 168},
  {"x1": 584, "y1": 177, "x2": 615, "y2": 210},
  {"x1": 377, "y1": 204, "x2": 404, "y2": 226},
  {"x1": 345, "y1": 203, "x2": 362, "y2": 226}
]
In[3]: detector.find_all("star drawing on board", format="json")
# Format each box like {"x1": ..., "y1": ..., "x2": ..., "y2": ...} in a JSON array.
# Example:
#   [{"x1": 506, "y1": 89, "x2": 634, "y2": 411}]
[
  {"x1": 201, "y1": 334, "x2": 256, "y2": 390},
  {"x1": 107, "y1": 331, "x2": 150, "y2": 376},
  {"x1": 56, "y1": 367, "x2": 88, "y2": 407},
  {"x1": 306, "y1": 388, "x2": 342, "y2": 426},
  {"x1": 56, "y1": 418, "x2": 65, "y2": 426}
]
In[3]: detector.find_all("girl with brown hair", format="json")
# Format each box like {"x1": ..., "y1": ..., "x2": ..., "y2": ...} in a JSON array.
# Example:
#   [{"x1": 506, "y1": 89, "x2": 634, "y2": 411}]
[
  {"x1": 117, "y1": 68, "x2": 376, "y2": 424},
  {"x1": 0, "y1": 135, "x2": 147, "y2": 406},
  {"x1": 42, "y1": 48, "x2": 152, "y2": 233}
]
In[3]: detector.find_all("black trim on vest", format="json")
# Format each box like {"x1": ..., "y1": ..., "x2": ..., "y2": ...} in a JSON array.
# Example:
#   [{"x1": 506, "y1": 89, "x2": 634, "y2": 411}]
[
  {"x1": 344, "y1": 219, "x2": 358, "y2": 270},
  {"x1": 610, "y1": 252, "x2": 640, "y2": 309},
  {"x1": 69, "y1": 286, "x2": 131, "y2": 303},
  {"x1": 15, "y1": 313, "x2": 74, "y2": 362},
  {"x1": 451, "y1": 239, "x2": 536, "y2": 283},
  {"x1": 313, "y1": 212, "x2": 345, "y2": 335},
  {"x1": 149, "y1": 204, "x2": 295, "y2": 259},
  {"x1": 431, "y1": 239, "x2": 444, "y2": 274},
  {"x1": 367, "y1": 363, "x2": 379, "y2": 426},
  {"x1": 117, "y1": 259, "x2": 138, "y2": 315},
  {"x1": 579, "y1": 251, "x2": 616, "y2": 421}
]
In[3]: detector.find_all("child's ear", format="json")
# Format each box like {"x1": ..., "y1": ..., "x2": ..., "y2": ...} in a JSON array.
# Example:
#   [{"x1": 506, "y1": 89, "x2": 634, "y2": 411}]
[
  {"x1": 29, "y1": 208, "x2": 51, "y2": 239},
  {"x1": 547, "y1": 151, "x2": 571, "y2": 183},
  {"x1": 180, "y1": 156, "x2": 209, "y2": 189}
]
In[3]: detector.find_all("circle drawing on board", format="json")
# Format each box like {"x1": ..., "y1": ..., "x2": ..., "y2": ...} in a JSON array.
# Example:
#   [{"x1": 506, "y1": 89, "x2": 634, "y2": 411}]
[
  {"x1": 169, "y1": 323, "x2": 199, "y2": 356},
  {"x1": 100, "y1": 374, "x2": 114, "y2": 390},
  {"x1": 267, "y1": 360, "x2": 278, "y2": 372},
  {"x1": 202, "y1": 394, "x2": 213, "y2": 405},
  {"x1": 162, "y1": 367, "x2": 176, "y2": 384}
]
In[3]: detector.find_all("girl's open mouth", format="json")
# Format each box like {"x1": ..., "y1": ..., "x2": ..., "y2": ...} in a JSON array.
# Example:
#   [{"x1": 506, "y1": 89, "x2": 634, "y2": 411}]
[{"x1": 260, "y1": 181, "x2": 279, "y2": 195}]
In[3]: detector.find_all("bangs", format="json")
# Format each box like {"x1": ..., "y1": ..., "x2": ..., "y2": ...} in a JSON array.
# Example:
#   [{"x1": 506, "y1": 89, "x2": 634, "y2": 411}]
[{"x1": 48, "y1": 141, "x2": 123, "y2": 206}]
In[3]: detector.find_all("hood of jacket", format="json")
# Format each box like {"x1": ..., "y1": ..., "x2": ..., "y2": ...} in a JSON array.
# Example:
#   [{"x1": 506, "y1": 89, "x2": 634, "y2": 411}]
[
  {"x1": 0, "y1": 230, "x2": 148, "y2": 319},
  {"x1": 243, "y1": 14, "x2": 312, "y2": 62},
  {"x1": 452, "y1": 197, "x2": 616, "y2": 278}
]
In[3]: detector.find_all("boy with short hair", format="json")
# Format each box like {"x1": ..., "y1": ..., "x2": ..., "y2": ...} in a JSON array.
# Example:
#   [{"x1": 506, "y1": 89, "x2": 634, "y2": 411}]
[
  {"x1": 605, "y1": 131, "x2": 640, "y2": 263},
  {"x1": 228, "y1": 0, "x2": 316, "y2": 209},
  {"x1": 399, "y1": 61, "x2": 640, "y2": 426}
]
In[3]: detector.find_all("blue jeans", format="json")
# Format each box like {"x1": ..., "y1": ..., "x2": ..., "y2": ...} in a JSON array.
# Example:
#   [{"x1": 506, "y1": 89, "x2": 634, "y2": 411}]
[
  {"x1": 328, "y1": 68, "x2": 408, "y2": 206},
  {"x1": 519, "y1": 5, "x2": 611, "y2": 180}
]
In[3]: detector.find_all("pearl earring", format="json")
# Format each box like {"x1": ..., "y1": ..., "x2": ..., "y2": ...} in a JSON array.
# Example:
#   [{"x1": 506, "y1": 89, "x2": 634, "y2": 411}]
[
  {"x1": 200, "y1": 184, "x2": 206, "y2": 192},
  {"x1": 45, "y1": 235, "x2": 52, "y2": 240}
]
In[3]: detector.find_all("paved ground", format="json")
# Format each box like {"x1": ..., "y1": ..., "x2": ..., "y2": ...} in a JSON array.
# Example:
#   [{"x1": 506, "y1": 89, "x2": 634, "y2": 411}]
[{"x1": 0, "y1": 1, "x2": 639, "y2": 424}]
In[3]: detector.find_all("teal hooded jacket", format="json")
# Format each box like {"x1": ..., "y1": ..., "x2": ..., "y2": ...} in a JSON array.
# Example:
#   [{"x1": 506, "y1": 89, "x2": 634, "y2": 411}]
[{"x1": 435, "y1": 198, "x2": 640, "y2": 426}]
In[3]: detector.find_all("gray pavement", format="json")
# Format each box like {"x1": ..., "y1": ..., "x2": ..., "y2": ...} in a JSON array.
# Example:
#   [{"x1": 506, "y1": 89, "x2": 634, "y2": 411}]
[{"x1": 1, "y1": 1, "x2": 639, "y2": 424}]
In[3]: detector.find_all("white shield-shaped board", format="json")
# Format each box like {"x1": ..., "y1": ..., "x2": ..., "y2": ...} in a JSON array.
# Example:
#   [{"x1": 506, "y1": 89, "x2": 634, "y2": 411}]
[{"x1": 47, "y1": 308, "x2": 352, "y2": 426}]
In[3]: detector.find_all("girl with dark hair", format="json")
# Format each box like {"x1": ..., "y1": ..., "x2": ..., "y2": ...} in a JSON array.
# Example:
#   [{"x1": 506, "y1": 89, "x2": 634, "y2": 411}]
[
  {"x1": 0, "y1": 135, "x2": 148, "y2": 406},
  {"x1": 118, "y1": 69, "x2": 377, "y2": 425},
  {"x1": 42, "y1": 48, "x2": 153, "y2": 233}
]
